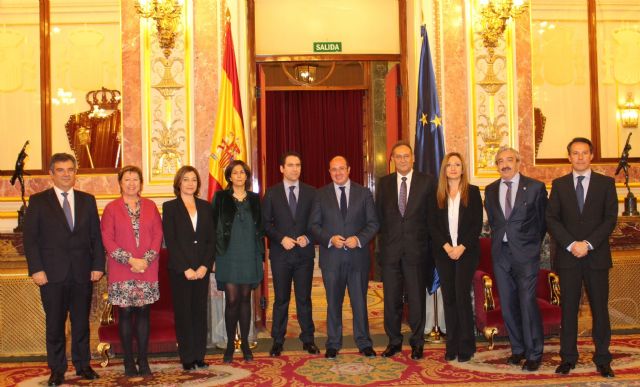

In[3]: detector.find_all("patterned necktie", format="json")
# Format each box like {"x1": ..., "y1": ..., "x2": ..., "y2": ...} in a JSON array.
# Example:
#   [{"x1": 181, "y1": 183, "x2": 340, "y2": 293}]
[
  {"x1": 504, "y1": 181, "x2": 513, "y2": 219},
  {"x1": 576, "y1": 175, "x2": 585, "y2": 213},
  {"x1": 399, "y1": 176, "x2": 407, "y2": 217},
  {"x1": 288, "y1": 185, "x2": 297, "y2": 217},
  {"x1": 61, "y1": 192, "x2": 73, "y2": 230},
  {"x1": 339, "y1": 186, "x2": 347, "y2": 219}
]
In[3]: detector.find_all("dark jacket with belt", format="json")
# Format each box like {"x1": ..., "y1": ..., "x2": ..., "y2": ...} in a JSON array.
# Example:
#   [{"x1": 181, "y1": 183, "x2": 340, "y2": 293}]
[{"x1": 211, "y1": 189, "x2": 265, "y2": 257}]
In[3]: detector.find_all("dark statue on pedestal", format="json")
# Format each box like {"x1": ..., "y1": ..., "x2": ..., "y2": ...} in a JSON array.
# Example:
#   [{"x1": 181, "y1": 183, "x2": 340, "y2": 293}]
[
  {"x1": 616, "y1": 133, "x2": 638, "y2": 216},
  {"x1": 10, "y1": 140, "x2": 29, "y2": 232}
]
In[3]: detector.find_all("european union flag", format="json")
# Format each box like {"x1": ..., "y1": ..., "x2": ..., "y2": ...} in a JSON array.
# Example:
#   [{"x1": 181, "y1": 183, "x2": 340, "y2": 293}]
[{"x1": 414, "y1": 25, "x2": 445, "y2": 295}]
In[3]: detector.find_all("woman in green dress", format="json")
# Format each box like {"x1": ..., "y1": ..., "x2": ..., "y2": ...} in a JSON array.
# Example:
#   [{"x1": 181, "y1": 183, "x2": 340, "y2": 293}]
[{"x1": 212, "y1": 160, "x2": 264, "y2": 363}]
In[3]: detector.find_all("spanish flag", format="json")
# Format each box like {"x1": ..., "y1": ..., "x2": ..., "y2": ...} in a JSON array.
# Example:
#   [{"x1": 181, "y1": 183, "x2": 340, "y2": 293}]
[{"x1": 207, "y1": 20, "x2": 247, "y2": 200}]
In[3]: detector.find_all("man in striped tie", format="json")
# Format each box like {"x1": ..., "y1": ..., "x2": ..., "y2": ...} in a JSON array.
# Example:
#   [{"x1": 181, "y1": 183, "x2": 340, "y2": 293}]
[
  {"x1": 484, "y1": 147, "x2": 548, "y2": 371},
  {"x1": 24, "y1": 153, "x2": 105, "y2": 386},
  {"x1": 375, "y1": 141, "x2": 436, "y2": 360}
]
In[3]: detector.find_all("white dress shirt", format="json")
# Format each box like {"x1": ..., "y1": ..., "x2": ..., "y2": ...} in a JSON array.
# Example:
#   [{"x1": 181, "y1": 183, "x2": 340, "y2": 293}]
[
  {"x1": 572, "y1": 169, "x2": 591, "y2": 203},
  {"x1": 447, "y1": 192, "x2": 461, "y2": 247},
  {"x1": 567, "y1": 169, "x2": 593, "y2": 251},
  {"x1": 396, "y1": 169, "x2": 413, "y2": 202},
  {"x1": 53, "y1": 185, "x2": 75, "y2": 224},
  {"x1": 333, "y1": 180, "x2": 351, "y2": 208},
  {"x1": 499, "y1": 172, "x2": 520, "y2": 242},
  {"x1": 284, "y1": 180, "x2": 299, "y2": 205}
]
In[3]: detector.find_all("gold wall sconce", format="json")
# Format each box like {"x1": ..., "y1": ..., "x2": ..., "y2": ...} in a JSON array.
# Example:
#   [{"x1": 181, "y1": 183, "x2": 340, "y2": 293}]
[
  {"x1": 478, "y1": 0, "x2": 528, "y2": 54},
  {"x1": 619, "y1": 93, "x2": 639, "y2": 129},
  {"x1": 135, "y1": 0, "x2": 184, "y2": 58}
]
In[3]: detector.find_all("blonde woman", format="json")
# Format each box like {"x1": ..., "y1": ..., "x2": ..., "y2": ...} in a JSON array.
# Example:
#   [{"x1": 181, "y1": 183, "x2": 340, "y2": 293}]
[{"x1": 427, "y1": 152, "x2": 483, "y2": 363}]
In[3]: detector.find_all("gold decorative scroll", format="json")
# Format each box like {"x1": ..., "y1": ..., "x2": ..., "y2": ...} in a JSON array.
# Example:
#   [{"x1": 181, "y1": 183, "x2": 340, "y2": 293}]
[
  {"x1": 141, "y1": 0, "x2": 193, "y2": 183},
  {"x1": 469, "y1": 0, "x2": 519, "y2": 178}
]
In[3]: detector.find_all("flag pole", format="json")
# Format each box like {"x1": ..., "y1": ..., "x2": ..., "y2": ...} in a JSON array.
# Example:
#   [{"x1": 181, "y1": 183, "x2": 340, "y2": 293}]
[{"x1": 413, "y1": 23, "x2": 446, "y2": 344}]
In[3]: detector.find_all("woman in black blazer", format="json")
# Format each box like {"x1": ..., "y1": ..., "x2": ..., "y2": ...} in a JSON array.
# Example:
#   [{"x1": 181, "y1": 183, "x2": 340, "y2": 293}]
[
  {"x1": 427, "y1": 152, "x2": 483, "y2": 362},
  {"x1": 162, "y1": 166, "x2": 215, "y2": 370}
]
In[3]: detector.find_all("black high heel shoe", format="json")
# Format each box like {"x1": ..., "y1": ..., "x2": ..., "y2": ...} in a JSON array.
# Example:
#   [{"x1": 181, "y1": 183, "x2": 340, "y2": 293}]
[
  {"x1": 223, "y1": 345, "x2": 234, "y2": 363},
  {"x1": 241, "y1": 342, "x2": 253, "y2": 362}
]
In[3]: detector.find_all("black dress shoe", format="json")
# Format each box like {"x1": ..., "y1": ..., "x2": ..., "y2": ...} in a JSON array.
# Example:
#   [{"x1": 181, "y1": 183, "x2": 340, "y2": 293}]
[
  {"x1": 359, "y1": 347, "x2": 377, "y2": 358},
  {"x1": 194, "y1": 360, "x2": 209, "y2": 369},
  {"x1": 47, "y1": 371, "x2": 64, "y2": 386},
  {"x1": 596, "y1": 363, "x2": 615, "y2": 378},
  {"x1": 410, "y1": 345, "x2": 424, "y2": 360},
  {"x1": 303, "y1": 342, "x2": 320, "y2": 354},
  {"x1": 123, "y1": 360, "x2": 138, "y2": 377},
  {"x1": 325, "y1": 348, "x2": 338, "y2": 359},
  {"x1": 555, "y1": 362, "x2": 575, "y2": 375},
  {"x1": 270, "y1": 342, "x2": 283, "y2": 357},
  {"x1": 183, "y1": 361, "x2": 196, "y2": 370},
  {"x1": 223, "y1": 345, "x2": 234, "y2": 364},
  {"x1": 444, "y1": 353, "x2": 456, "y2": 361},
  {"x1": 457, "y1": 354, "x2": 473, "y2": 363},
  {"x1": 506, "y1": 353, "x2": 525, "y2": 365},
  {"x1": 381, "y1": 344, "x2": 402, "y2": 358},
  {"x1": 137, "y1": 358, "x2": 152, "y2": 376},
  {"x1": 75, "y1": 366, "x2": 99, "y2": 380},
  {"x1": 241, "y1": 345, "x2": 253, "y2": 362},
  {"x1": 522, "y1": 359, "x2": 541, "y2": 371}
]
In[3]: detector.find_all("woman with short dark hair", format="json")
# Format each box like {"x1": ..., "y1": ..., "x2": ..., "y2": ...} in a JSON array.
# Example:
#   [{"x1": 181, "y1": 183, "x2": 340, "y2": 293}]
[
  {"x1": 162, "y1": 166, "x2": 215, "y2": 370},
  {"x1": 101, "y1": 165, "x2": 163, "y2": 376},
  {"x1": 212, "y1": 160, "x2": 264, "y2": 363}
]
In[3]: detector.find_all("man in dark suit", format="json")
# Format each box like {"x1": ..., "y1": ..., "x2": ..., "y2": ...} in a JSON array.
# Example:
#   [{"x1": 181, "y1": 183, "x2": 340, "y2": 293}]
[
  {"x1": 546, "y1": 137, "x2": 618, "y2": 378},
  {"x1": 24, "y1": 153, "x2": 105, "y2": 386},
  {"x1": 310, "y1": 155, "x2": 379, "y2": 359},
  {"x1": 262, "y1": 151, "x2": 319, "y2": 356},
  {"x1": 375, "y1": 141, "x2": 435, "y2": 360},
  {"x1": 484, "y1": 147, "x2": 548, "y2": 371}
]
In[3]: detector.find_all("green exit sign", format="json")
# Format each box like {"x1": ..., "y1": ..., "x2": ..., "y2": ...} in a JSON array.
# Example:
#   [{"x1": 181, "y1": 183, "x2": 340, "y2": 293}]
[{"x1": 313, "y1": 42, "x2": 342, "y2": 53}]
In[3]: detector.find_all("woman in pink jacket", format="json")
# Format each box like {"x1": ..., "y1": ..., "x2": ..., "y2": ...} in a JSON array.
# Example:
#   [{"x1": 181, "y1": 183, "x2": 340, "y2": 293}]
[{"x1": 101, "y1": 165, "x2": 163, "y2": 377}]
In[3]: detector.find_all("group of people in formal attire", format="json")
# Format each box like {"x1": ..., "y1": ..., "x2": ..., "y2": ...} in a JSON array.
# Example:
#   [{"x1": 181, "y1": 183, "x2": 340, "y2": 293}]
[{"x1": 23, "y1": 136, "x2": 618, "y2": 386}]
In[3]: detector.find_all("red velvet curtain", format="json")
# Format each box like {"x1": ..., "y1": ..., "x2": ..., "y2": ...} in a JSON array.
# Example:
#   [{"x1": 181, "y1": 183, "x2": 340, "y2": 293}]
[{"x1": 264, "y1": 90, "x2": 364, "y2": 189}]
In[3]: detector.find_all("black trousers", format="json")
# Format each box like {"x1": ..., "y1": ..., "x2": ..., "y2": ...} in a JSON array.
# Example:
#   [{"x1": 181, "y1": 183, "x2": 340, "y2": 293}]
[
  {"x1": 557, "y1": 262, "x2": 611, "y2": 366},
  {"x1": 169, "y1": 270, "x2": 209, "y2": 364},
  {"x1": 381, "y1": 258, "x2": 426, "y2": 347},
  {"x1": 40, "y1": 275, "x2": 93, "y2": 373},
  {"x1": 435, "y1": 253, "x2": 478, "y2": 357},
  {"x1": 270, "y1": 255, "x2": 315, "y2": 344}
]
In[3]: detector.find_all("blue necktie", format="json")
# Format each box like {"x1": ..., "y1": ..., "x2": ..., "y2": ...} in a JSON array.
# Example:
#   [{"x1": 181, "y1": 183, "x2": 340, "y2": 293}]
[
  {"x1": 339, "y1": 186, "x2": 347, "y2": 219},
  {"x1": 576, "y1": 175, "x2": 585, "y2": 213},
  {"x1": 61, "y1": 192, "x2": 73, "y2": 230},
  {"x1": 288, "y1": 185, "x2": 297, "y2": 217}
]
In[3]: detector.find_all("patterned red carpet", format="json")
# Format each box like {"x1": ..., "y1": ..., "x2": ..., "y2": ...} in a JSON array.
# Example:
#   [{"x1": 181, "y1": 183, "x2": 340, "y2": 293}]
[{"x1": 4, "y1": 335, "x2": 640, "y2": 386}]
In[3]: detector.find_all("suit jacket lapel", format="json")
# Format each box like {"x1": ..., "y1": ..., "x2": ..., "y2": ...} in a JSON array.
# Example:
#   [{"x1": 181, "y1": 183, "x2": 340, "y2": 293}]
[
  {"x1": 178, "y1": 196, "x2": 197, "y2": 236},
  {"x1": 47, "y1": 188, "x2": 73, "y2": 232},
  {"x1": 564, "y1": 174, "x2": 581, "y2": 215},
  {"x1": 582, "y1": 173, "x2": 595, "y2": 212},
  {"x1": 404, "y1": 174, "x2": 416, "y2": 217},
  {"x1": 280, "y1": 183, "x2": 296, "y2": 221},
  {"x1": 512, "y1": 177, "x2": 527, "y2": 213},
  {"x1": 491, "y1": 182, "x2": 504, "y2": 221},
  {"x1": 457, "y1": 198, "x2": 465, "y2": 237}
]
